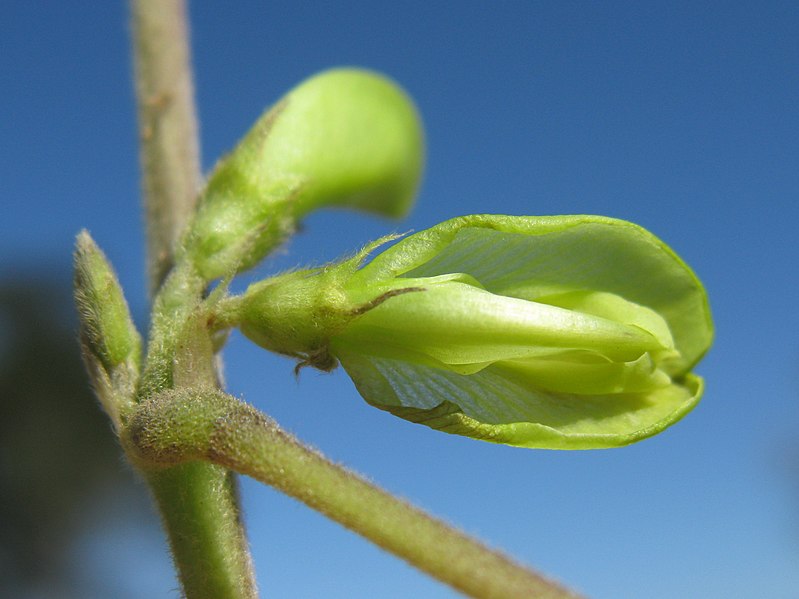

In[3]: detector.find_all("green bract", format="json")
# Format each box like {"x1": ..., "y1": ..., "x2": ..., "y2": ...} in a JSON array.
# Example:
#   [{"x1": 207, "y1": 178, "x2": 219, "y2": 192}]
[
  {"x1": 180, "y1": 68, "x2": 424, "y2": 281},
  {"x1": 234, "y1": 215, "x2": 712, "y2": 450}
]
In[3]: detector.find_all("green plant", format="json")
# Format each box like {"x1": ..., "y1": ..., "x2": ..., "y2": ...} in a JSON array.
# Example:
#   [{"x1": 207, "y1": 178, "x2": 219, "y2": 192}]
[{"x1": 74, "y1": 1, "x2": 711, "y2": 597}]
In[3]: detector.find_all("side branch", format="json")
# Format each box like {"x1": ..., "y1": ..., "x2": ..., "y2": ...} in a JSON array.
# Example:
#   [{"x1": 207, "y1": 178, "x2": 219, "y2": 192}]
[
  {"x1": 132, "y1": 0, "x2": 201, "y2": 290},
  {"x1": 126, "y1": 389, "x2": 583, "y2": 599}
]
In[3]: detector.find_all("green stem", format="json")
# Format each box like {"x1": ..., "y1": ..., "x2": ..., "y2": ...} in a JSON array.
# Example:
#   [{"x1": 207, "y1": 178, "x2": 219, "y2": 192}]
[
  {"x1": 131, "y1": 2, "x2": 258, "y2": 597},
  {"x1": 132, "y1": 0, "x2": 201, "y2": 291},
  {"x1": 136, "y1": 266, "x2": 258, "y2": 599},
  {"x1": 146, "y1": 464, "x2": 256, "y2": 599},
  {"x1": 127, "y1": 389, "x2": 583, "y2": 599}
]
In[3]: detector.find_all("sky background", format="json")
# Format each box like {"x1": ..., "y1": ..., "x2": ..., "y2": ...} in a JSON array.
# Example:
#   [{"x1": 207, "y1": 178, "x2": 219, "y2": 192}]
[{"x1": 2, "y1": 1, "x2": 798, "y2": 598}]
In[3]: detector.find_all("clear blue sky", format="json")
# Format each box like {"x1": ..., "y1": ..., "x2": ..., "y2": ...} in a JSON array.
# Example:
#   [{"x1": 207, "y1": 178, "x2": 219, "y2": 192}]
[{"x1": 2, "y1": 1, "x2": 798, "y2": 597}]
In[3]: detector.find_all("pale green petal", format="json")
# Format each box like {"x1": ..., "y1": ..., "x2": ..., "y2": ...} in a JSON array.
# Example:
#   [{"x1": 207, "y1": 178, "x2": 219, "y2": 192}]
[
  {"x1": 352, "y1": 215, "x2": 713, "y2": 375},
  {"x1": 336, "y1": 347, "x2": 703, "y2": 449},
  {"x1": 339, "y1": 281, "x2": 667, "y2": 366},
  {"x1": 496, "y1": 351, "x2": 671, "y2": 395},
  {"x1": 529, "y1": 290, "x2": 674, "y2": 352}
]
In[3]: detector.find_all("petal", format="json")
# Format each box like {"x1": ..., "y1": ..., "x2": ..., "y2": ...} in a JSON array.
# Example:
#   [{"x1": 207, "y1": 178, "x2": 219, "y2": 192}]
[
  {"x1": 496, "y1": 351, "x2": 671, "y2": 395},
  {"x1": 339, "y1": 281, "x2": 667, "y2": 366},
  {"x1": 335, "y1": 346, "x2": 702, "y2": 449},
  {"x1": 526, "y1": 289, "x2": 674, "y2": 353},
  {"x1": 352, "y1": 215, "x2": 713, "y2": 375}
]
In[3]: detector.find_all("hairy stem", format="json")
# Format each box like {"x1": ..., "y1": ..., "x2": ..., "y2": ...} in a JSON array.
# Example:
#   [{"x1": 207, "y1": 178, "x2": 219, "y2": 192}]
[
  {"x1": 145, "y1": 463, "x2": 256, "y2": 599},
  {"x1": 132, "y1": 0, "x2": 201, "y2": 291},
  {"x1": 138, "y1": 265, "x2": 257, "y2": 599},
  {"x1": 131, "y1": 2, "x2": 257, "y2": 597},
  {"x1": 128, "y1": 389, "x2": 583, "y2": 599}
]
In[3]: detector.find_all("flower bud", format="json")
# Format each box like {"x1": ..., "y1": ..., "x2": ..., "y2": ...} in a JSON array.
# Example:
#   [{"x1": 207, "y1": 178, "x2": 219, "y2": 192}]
[
  {"x1": 74, "y1": 231, "x2": 142, "y2": 428},
  {"x1": 235, "y1": 215, "x2": 713, "y2": 449},
  {"x1": 74, "y1": 231, "x2": 141, "y2": 372},
  {"x1": 181, "y1": 68, "x2": 424, "y2": 281}
]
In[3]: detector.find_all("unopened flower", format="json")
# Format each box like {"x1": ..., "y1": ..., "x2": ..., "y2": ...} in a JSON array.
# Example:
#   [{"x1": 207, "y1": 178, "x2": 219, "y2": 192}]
[
  {"x1": 180, "y1": 68, "x2": 424, "y2": 281},
  {"x1": 73, "y1": 231, "x2": 142, "y2": 429},
  {"x1": 232, "y1": 215, "x2": 712, "y2": 449}
]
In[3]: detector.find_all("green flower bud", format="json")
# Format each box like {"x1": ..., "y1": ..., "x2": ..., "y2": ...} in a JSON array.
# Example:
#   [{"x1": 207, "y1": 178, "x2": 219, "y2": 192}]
[
  {"x1": 74, "y1": 231, "x2": 141, "y2": 372},
  {"x1": 234, "y1": 215, "x2": 713, "y2": 449},
  {"x1": 74, "y1": 231, "x2": 142, "y2": 428},
  {"x1": 181, "y1": 68, "x2": 424, "y2": 280}
]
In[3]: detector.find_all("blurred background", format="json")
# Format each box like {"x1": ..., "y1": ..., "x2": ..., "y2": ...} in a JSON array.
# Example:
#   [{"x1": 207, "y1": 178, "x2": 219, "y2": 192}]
[{"x1": 2, "y1": 1, "x2": 797, "y2": 597}]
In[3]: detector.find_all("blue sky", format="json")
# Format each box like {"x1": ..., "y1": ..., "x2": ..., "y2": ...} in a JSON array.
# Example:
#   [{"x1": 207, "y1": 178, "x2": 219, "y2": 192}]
[{"x1": 2, "y1": 1, "x2": 798, "y2": 597}]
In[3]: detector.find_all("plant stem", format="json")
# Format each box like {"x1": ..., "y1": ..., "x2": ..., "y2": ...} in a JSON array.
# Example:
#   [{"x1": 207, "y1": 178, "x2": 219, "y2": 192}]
[
  {"x1": 128, "y1": 389, "x2": 583, "y2": 599},
  {"x1": 145, "y1": 463, "x2": 256, "y2": 599},
  {"x1": 132, "y1": 0, "x2": 201, "y2": 291},
  {"x1": 139, "y1": 266, "x2": 258, "y2": 599},
  {"x1": 131, "y1": 2, "x2": 257, "y2": 597}
]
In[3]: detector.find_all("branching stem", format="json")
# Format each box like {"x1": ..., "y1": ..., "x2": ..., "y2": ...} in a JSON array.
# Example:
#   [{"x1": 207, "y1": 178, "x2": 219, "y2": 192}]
[
  {"x1": 127, "y1": 389, "x2": 583, "y2": 599},
  {"x1": 131, "y1": 2, "x2": 257, "y2": 597}
]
